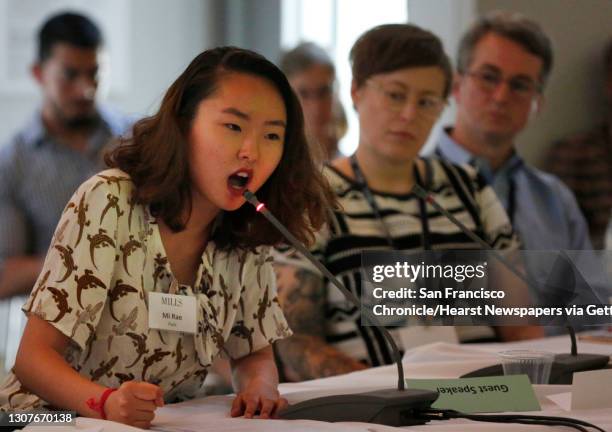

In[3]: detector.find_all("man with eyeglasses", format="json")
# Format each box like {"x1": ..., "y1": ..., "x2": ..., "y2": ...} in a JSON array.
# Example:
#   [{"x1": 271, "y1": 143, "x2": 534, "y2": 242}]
[{"x1": 433, "y1": 11, "x2": 592, "y2": 253}]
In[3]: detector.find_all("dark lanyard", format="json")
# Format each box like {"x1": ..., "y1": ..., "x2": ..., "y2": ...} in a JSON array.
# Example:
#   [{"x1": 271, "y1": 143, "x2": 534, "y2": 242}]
[
  {"x1": 349, "y1": 154, "x2": 431, "y2": 251},
  {"x1": 507, "y1": 178, "x2": 516, "y2": 225}
]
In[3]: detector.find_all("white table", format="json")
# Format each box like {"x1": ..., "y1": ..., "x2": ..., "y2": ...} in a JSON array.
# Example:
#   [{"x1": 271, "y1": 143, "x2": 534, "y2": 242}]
[{"x1": 22, "y1": 335, "x2": 612, "y2": 431}]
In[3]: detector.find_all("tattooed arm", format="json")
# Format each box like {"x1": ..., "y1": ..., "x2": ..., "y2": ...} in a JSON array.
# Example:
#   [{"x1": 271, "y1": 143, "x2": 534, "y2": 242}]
[
  {"x1": 274, "y1": 263, "x2": 366, "y2": 381},
  {"x1": 230, "y1": 346, "x2": 287, "y2": 419}
]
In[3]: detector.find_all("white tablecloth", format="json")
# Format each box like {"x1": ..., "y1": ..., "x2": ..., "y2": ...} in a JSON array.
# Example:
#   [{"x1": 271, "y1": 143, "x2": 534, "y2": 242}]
[{"x1": 22, "y1": 335, "x2": 612, "y2": 431}]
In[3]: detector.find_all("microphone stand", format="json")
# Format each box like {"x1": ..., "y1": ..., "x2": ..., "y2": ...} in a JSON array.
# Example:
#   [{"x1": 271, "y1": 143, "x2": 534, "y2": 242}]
[
  {"x1": 412, "y1": 184, "x2": 610, "y2": 384},
  {"x1": 243, "y1": 190, "x2": 438, "y2": 426}
]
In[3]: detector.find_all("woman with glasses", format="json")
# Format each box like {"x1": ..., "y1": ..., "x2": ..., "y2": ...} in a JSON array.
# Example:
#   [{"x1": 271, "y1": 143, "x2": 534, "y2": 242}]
[{"x1": 273, "y1": 24, "x2": 542, "y2": 382}]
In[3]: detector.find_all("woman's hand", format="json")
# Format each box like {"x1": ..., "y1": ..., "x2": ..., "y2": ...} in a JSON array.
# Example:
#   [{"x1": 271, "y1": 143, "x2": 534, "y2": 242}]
[
  {"x1": 230, "y1": 377, "x2": 288, "y2": 419},
  {"x1": 105, "y1": 381, "x2": 164, "y2": 429},
  {"x1": 14, "y1": 316, "x2": 165, "y2": 427}
]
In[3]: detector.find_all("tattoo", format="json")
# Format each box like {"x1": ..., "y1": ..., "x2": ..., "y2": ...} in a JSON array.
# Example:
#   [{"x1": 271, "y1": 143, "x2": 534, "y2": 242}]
[
  {"x1": 275, "y1": 264, "x2": 325, "y2": 336},
  {"x1": 274, "y1": 264, "x2": 364, "y2": 381},
  {"x1": 276, "y1": 335, "x2": 365, "y2": 381}
]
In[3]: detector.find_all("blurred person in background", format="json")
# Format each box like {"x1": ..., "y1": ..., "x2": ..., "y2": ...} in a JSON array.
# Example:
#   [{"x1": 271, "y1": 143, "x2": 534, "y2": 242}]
[
  {"x1": 273, "y1": 24, "x2": 541, "y2": 382},
  {"x1": 432, "y1": 12, "x2": 609, "y2": 330},
  {"x1": 432, "y1": 11, "x2": 592, "y2": 253},
  {"x1": 280, "y1": 42, "x2": 345, "y2": 161},
  {"x1": 0, "y1": 11, "x2": 133, "y2": 300}
]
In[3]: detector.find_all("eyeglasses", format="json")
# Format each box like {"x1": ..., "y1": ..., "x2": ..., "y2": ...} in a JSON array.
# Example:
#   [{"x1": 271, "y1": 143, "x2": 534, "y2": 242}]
[
  {"x1": 366, "y1": 79, "x2": 446, "y2": 120},
  {"x1": 465, "y1": 70, "x2": 541, "y2": 99},
  {"x1": 296, "y1": 84, "x2": 333, "y2": 101}
]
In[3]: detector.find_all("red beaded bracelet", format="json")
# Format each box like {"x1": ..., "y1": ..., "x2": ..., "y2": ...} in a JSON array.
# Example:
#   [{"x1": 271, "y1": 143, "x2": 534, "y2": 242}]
[{"x1": 86, "y1": 388, "x2": 117, "y2": 420}]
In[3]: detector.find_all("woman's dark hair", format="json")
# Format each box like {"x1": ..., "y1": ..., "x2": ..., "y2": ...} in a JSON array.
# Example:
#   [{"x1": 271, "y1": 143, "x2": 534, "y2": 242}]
[
  {"x1": 350, "y1": 24, "x2": 452, "y2": 98},
  {"x1": 106, "y1": 46, "x2": 334, "y2": 250}
]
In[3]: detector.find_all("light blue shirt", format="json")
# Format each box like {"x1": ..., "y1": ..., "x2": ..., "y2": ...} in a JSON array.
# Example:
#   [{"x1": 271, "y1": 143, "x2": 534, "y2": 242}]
[{"x1": 434, "y1": 128, "x2": 593, "y2": 251}]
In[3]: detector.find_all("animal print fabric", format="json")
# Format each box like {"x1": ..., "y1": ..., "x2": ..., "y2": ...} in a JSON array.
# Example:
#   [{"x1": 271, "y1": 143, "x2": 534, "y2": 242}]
[{"x1": 0, "y1": 168, "x2": 291, "y2": 410}]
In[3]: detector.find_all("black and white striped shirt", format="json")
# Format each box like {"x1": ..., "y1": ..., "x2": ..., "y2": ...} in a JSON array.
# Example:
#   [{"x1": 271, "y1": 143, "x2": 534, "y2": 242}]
[{"x1": 274, "y1": 158, "x2": 519, "y2": 367}]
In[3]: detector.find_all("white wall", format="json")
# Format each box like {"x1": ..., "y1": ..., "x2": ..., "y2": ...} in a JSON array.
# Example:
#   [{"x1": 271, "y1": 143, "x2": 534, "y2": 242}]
[
  {"x1": 0, "y1": 0, "x2": 214, "y2": 146},
  {"x1": 224, "y1": 0, "x2": 282, "y2": 60}
]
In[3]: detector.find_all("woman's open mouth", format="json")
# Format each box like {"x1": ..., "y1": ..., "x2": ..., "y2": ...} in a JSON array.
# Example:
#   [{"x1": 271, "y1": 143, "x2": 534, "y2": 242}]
[{"x1": 228, "y1": 169, "x2": 252, "y2": 193}]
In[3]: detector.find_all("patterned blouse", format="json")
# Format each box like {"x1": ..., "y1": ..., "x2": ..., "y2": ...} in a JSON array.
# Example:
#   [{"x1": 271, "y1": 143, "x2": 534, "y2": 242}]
[{"x1": 0, "y1": 168, "x2": 291, "y2": 410}]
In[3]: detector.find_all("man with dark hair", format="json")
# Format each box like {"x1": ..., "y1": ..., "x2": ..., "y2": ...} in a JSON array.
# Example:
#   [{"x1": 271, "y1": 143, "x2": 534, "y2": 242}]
[
  {"x1": 544, "y1": 39, "x2": 612, "y2": 249},
  {"x1": 0, "y1": 11, "x2": 133, "y2": 299},
  {"x1": 432, "y1": 11, "x2": 593, "y2": 252}
]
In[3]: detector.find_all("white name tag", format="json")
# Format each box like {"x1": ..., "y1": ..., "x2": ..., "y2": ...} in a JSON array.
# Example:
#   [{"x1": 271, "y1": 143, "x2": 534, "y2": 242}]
[{"x1": 148, "y1": 292, "x2": 197, "y2": 334}]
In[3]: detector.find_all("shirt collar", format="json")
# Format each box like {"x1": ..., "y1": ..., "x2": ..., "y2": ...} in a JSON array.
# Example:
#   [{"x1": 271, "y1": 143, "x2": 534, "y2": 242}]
[
  {"x1": 437, "y1": 126, "x2": 523, "y2": 182},
  {"x1": 437, "y1": 127, "x2": 473, "y2": 165}
]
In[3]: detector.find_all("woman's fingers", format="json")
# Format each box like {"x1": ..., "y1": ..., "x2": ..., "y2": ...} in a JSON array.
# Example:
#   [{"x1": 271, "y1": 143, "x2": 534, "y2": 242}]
[
  {"x1": 128, "y1": 408, "x2": 155, "y2": 423},
  {"x1": 242, "y1": 394, "x2": 260, "y2": 419},
  {"x1": 230, "y1": 394, "x2": 245, "y2": 417},
  {"x1": 271, "y1": 397, "x2": 289, "y2": 419},
  {"x1": 231, "y1": 392, "x2": 288, "y2": 419},
  {"x1": 258, "y1": 397, "x2": 276, "y2": 419}
]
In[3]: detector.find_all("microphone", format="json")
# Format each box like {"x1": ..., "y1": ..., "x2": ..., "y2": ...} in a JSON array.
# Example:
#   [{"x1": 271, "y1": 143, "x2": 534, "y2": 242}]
[
  {"x1": 243, "y1": 190, "x2": 439, "y2": 426},
  {"x1": 411, "y1": 184, "x2": 610, "y2": 384}
]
